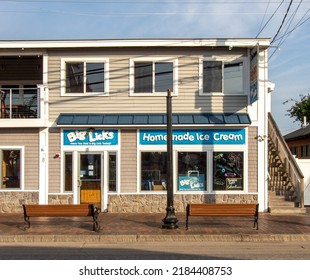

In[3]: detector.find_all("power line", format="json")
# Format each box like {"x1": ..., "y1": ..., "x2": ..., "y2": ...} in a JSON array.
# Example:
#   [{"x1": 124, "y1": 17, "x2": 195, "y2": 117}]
[
  {"x1": 275, "y1": 0, "x2": 303, "y2": 46},
  {"x1": 270, "y1": 0, "x2": 294, "y2": 44},
  {"x1": 257, "y1": 0, "x2": 271, "y2": 36},
  {"x1": 256, "y1": 0, "x2": 285, "y2": 38},
  {"x1": 269, "y1": 8, "x2": 310, "y2": 59},
  {"x1": 272, "y1": 8, "x2": 310, "y2": 43}
]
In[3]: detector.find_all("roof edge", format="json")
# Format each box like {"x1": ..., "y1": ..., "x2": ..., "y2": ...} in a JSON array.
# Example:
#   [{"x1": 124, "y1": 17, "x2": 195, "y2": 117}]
[{"x1": 0, "y1": 38, "x2": 271, "y2": 49}]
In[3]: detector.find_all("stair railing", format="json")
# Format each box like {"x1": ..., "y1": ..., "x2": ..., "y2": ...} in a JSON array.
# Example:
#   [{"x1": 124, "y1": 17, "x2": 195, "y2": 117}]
[{"x1": 268, "y1": 113, "x2": 304, "y2": 207}]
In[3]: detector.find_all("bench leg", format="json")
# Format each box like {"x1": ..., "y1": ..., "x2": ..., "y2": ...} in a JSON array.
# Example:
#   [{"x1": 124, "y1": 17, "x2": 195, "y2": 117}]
[
  {"x1": 92, "y1": 208, "x2": 100, "y2": 232},
  {"x1": 253, "y1": 215, "x2": 258, "y2": 230},
  {"x1": 185, "y1": 205, "x2": 189, "y2": 230},
  {"x1": 24, "y1": 216, "x2": 30, "y2": 230}
]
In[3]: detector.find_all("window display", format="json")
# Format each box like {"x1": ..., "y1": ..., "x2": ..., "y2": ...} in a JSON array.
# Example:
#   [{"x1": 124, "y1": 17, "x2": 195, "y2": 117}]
[
  {"x1": 1, "y1": 149, "x2": 21, "y2": 189},
  {"x1": 141, "y1": 152, "x2": 167, "y2": 191},
  {"x1": 213, "y1": 152, "x2": 243, "y2": 191},
  {"x1": 178, "y1": 152, "x2": 206, "y2": 191}
]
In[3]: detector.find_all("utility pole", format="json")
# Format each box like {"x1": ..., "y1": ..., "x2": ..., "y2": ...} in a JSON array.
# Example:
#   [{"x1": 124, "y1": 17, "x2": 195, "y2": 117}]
[{"x1": 162, "y1": 89, "x2": 178, "y2": 229}]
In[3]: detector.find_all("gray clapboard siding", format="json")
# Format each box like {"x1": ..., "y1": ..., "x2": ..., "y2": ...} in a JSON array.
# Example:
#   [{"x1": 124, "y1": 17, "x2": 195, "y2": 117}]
[
  {"x1": 48, "y1": 127, "x2": 61, "y2": 193},
  {"x1": 47, "y1": 49, "x2": 248, "y2": 121},
  {"x1": 120, "y1": 130, "x2": 137, "y2": 193},
  {"x1": 0, "y1": 128, "x2": 39, "y2": 191},
  {"x1": 248, "y1": 126, "x2": 258, "y2": 192}
]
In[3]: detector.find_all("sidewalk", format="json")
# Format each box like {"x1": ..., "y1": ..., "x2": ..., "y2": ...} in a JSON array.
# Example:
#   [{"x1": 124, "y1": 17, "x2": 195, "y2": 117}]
[{"x1": 0, "y1": 212, "x2": 310, "y2": 242}]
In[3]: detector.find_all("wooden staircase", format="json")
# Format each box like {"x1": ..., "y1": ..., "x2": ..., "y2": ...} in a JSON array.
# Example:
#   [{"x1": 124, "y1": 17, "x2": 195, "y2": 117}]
[{"x1": 268, "y1": 113, "x2": 306, "y2": 214}]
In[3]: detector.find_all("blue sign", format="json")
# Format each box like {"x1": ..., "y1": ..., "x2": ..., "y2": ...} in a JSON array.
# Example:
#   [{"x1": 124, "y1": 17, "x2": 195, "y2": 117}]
[
  {"x1": 178, "y1": 175, "x2": 205, "y2": 191},
  {"x1": 63, "y1": 129, "x2": 118, "y2": 146},
  {"x1": 139, "y1": 129, "x2": 245, "y2": 145}
]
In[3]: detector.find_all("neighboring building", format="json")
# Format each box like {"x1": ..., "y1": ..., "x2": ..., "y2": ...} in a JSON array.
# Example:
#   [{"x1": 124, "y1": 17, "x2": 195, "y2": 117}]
[
  {"x1": 284, "y1": 125, "x2": 310, "y2": 158},
  {"x1": 0, "y1": 38, "x2": 273, "y2": 213},
  {"x1": 284, "y1": 124, "x2": 310, "y2": 206}
]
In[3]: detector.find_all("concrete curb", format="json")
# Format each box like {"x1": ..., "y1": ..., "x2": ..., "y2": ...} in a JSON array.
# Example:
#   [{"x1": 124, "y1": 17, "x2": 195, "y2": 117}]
[{"x1": 1, "y1": 234, "x2": 310, "y2": 243}]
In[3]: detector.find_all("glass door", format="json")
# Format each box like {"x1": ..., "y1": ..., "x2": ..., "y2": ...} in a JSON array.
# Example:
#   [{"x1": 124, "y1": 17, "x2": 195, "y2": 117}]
[{"x1": 78, "y1": 153, "x2": 102, "y2": 208}]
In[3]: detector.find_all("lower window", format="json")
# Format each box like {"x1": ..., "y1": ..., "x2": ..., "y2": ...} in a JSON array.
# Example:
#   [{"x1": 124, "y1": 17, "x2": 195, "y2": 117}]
[
  {"x1": 108, "y1": 152, "x2": 117, "y2": 192},
  {"x1": 141, "y1": 152, "x2": 167, "y2": 191},
  {"x1": 1, "y1": 149, "x2": 21, "y2": 189},
  {"x1": 213, "y1": 152, "x2": 244, "y2": 191},
  {"x1": 178, "y1": 152, "x2": 207, "y2": 191}
]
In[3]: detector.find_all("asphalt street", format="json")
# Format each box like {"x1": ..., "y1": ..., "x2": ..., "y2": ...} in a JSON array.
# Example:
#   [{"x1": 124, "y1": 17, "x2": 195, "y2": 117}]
[{"x1": 1, "y1": 241, "x2": 310, "y2": 260}]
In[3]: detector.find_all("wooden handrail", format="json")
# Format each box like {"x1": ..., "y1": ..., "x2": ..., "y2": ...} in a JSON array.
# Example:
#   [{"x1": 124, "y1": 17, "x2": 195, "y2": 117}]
[{"x1": 268, "y1": 113, "x2": 304, "y2": 207}]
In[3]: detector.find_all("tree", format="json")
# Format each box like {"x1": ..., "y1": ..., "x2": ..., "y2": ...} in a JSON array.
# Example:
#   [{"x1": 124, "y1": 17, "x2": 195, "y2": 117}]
[{"x1": 283, "y1": 93, "x2": 310, "y2": 127}]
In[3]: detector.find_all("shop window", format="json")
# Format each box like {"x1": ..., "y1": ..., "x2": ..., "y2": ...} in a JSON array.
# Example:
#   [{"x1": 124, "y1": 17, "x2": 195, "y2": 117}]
[
  {"x1": 201, "y1": 60, "x2": 244, "y2": 94},
  {"x1": 64, "y1": 152, "x2": 73, "y2": 192},
  {"x1": 61, "y1": 58, "x2": 109, "y2": 95},
  {"x1": 108, "y1": 152, "x2": 117, "y2": 192},
  {"x1": 177, "y1": 152, "x2": 207, "y2": 191},
  {"x1": 1, "y1": 149, "x2": 21, "y2": 189},
  {"x1": 141, "y1": 152, "x2": 167, "y2": 191},
  {"x1": 213, "y1": 152, "x2": 244, "y2": 191}
]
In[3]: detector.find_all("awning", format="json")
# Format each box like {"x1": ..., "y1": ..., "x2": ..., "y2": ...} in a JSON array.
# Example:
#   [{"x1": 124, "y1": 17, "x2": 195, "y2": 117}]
[{"x1": 56, "y1": 113, "x2": 251, "y2": 127}]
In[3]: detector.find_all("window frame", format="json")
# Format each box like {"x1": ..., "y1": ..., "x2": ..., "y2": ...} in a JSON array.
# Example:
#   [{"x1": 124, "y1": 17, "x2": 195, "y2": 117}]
[
  {"x1": 177, "y1": 151, "x2": 207, "y2": 192},
  {"x1": 139, "y1": 150, "x2": 168, "y2": 192},
  {"x1": 212, "y1": 150, "x2": 245, "y2": 192},
  {"x1": 61, "y1": 57, "x2": 109, "y2": 96},
  {"x1": 0, "y1": 146, "x2": 24, "y2": 191},
  {"x1": 137, "y1": 129, "x2": 248, "y2": 194},
  {"x1": 199, "y1": 57, "x2": 246, "y2": 96},
  {"x1": 129, "y1": 57, "x2": 178, "y2": 96},
  {"x1": 301, "y1": 144, "x2": 310, "y2": 158}
]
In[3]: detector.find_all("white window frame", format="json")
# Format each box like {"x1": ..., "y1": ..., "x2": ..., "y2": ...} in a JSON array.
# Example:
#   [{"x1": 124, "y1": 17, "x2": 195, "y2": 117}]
[
  {"x1": 137, "y1": 129, "x2": 249, "y2": 194},
  {"x1": 199, "y1": 56, "x2": 246, "y2": 96},
  {"x1": 0, "y1": 146, "x2": 24, "y2": 191},
  {"x1": 60, "y1": 129, "x2": 121, "y2": 196},
  {"x1": 61, "y1": 57, "x2": 109, "y2": 96},
  {"x1": 129, "y1": 57, "x2": 178, "y2": 96}
]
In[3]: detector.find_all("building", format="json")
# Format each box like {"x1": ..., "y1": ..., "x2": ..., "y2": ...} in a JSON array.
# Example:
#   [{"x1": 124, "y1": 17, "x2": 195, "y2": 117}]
[
  {"x1": 0, "y1": 38, "x2": 273, "y2": 213},
  {"x1": 284, "y1": 124, "x2": 310, "y2": 206},
  {"x1": 284, "y1": 124, "x2": 310, "y2": 159}
]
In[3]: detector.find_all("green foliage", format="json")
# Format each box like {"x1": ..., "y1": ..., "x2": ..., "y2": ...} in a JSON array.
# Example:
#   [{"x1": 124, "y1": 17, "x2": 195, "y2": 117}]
[{"x1": 283, "y1": 94, "x2": 310, "y2": 126}]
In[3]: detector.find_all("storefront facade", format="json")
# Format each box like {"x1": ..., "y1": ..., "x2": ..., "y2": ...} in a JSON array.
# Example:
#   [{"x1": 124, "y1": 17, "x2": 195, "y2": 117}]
[
  {"x1": 0, "y1": 39, "x2": 272, "y2": 213},
  {"x1": 54, "y1": 114, "x2": 259, "y2": 213}
]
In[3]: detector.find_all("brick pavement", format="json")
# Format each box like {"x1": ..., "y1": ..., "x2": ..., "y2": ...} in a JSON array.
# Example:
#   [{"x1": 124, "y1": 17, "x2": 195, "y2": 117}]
[{"x1": 0, "y1": 212, "x2": 309, "y2": 242}]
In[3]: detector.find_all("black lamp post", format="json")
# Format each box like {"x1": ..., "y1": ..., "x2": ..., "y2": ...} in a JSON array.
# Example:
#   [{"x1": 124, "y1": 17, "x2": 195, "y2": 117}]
[{"x1": 162, "y1": 89, "x2": 178, "y2": 229}]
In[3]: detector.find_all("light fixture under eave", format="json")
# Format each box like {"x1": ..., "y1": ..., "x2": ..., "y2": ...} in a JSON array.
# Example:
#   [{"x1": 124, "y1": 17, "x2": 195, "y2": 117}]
[{"x1": 256, "y1": 135, "x2": 267, "y2": 142}]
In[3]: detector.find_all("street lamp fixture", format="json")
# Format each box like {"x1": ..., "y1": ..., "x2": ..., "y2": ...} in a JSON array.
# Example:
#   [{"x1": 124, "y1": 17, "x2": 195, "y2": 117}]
[{"x1": 162, "y1": 89, "x2": 179, "y2": 229}]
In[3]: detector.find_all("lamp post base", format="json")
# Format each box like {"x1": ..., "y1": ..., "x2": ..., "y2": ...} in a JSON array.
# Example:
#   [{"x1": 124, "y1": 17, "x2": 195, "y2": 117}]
[{"x1": 162, "y1": 206, "x2": 179, "y2": 229}]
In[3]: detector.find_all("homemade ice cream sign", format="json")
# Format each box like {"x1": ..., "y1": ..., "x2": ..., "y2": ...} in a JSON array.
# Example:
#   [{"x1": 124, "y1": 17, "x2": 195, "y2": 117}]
[
  {"x1": 63, "y1": 129, "x2": 118, "y2": 146},
  {"x1": 139, "y1": 129, "x2": 245, "y2": 145}
]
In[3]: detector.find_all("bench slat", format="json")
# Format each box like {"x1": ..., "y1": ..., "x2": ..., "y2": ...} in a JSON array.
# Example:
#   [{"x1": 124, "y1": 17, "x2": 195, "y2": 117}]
[{"x1": 24, "y1": 204, "x2": 92, "y2": 217}]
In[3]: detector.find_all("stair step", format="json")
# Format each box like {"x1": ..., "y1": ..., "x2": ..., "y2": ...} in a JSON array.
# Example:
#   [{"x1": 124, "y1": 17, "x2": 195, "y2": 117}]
[{"x1": 268, "y1": 207, "x2": 307, "y2": 214}]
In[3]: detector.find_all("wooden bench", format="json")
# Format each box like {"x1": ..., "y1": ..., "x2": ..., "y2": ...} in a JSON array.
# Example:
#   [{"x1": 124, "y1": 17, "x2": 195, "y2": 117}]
[
  {"x1": 22, "y1": 204, "x2": 100, "y2": 231},
  {"x1": 186, "y1": 203, "x2": 259, "y2": 230}
]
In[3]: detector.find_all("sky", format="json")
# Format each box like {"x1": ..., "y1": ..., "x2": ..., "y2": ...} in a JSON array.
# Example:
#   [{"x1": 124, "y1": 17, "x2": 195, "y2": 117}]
[{"x1": 0, "y1": 0, "x2": 309, "y2": 135}]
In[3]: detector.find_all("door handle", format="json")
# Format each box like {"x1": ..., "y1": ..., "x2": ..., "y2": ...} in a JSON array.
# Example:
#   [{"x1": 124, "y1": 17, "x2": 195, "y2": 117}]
[{"x1": 78, "y1": 180, "x2": 81, "y2": 188}]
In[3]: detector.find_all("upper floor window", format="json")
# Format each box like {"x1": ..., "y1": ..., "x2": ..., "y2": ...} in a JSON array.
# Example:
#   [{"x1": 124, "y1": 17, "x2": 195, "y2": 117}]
[
  {"x1": 301, "y1": 144, "x2": 310, "y2": 158},
  {"x1": 290, "y1": 146, "x2": 298, "y2": 156},
  {"x1": 130, "y1": 58, "x2": 178, "y2": 96},
  {"x1": 200, "y1": 59, "x2": 244, "y2": 95},
  {"x1": 61, "y1": 58, "x2": 109, "y2": 95}
]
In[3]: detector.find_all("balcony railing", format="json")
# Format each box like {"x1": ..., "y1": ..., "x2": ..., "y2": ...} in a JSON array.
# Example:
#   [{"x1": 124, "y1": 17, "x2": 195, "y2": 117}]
[{"x1": 0, "y1": 87, "x2": 40, "y2": 119}]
